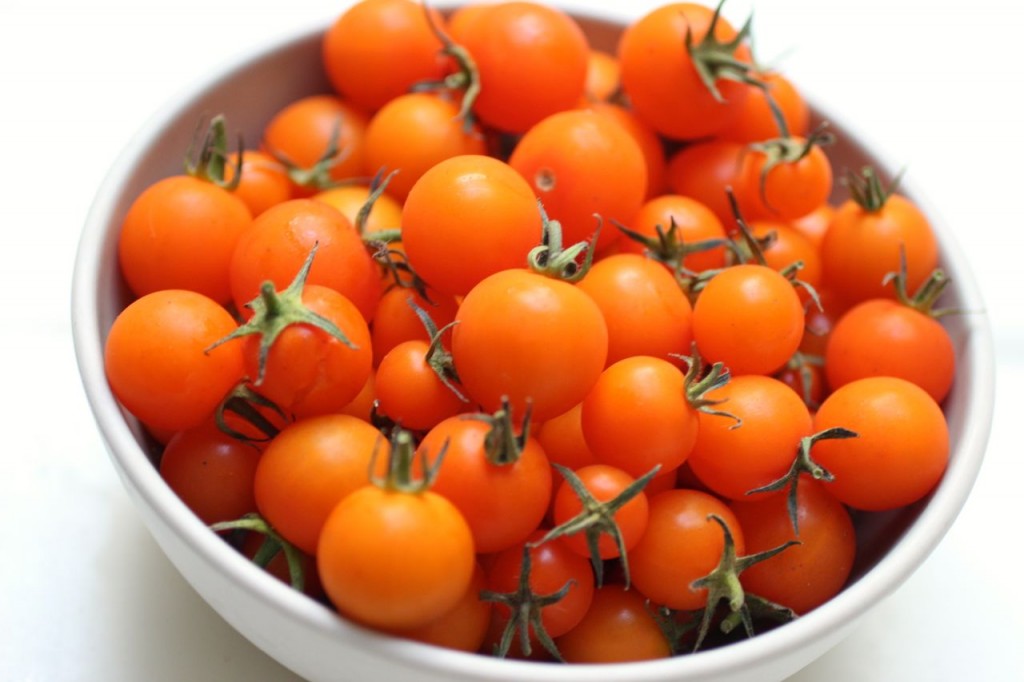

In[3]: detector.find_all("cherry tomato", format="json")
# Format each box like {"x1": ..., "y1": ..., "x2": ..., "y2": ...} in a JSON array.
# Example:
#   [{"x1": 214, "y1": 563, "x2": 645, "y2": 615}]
[
  {"x1": 321, "y1": 0, "x2": 447, "y2": 113},
  {"x1": 452, "y1": 1, "x2": 589, "y2": 134},
  {"x1": 536, "y1": 403, "x2": 598, "y2": 472},
  {"x1": 692, "y1": 263, "x2": 806, "y2": 376},
  {"x1": 239, "y1": 283, "x2": 373, "y2": 419},
  {"x1": 717, "y1": 70, "x2": 810, "y2": 144},
  {"x1": 748, "y1": 220, "x2": 824, "y2": 296},
  {"x1": 418, "y1": 414, "x2": 553, "y2": 554},
  {"x1": 104, "y1": 289, "x2": 245, "y2": 432},
  {"x1": 509, "y1": 108, "x2": 647, "y2": 252},
  {"x1": 812, "y1": 376, "x2": 949, "y2": 511},
  {"x1": 556, "y1": 584, "x2": 671, "y2": 663},
  {"x1": 687, "y1": 375, "x2": 813, "y2": 500},
  {"x1": 369, "y1": 286, "x2": 459, "y2": 366},
  {"x1": 229, "y1": 198, "x2": 382, "y2": 322},
  {"x1": 159, "y1": 418, "x2": 261, "y2": 525},
  {"x1": 375, "y1": 339, "x2": 468, "y2": 431},
  {"x1": 576, "y1": 253, "x2": 694, "y2": 366},
  {"x1": 734, "y1": 137, "x2": 833, "y2": 221},
  {"x1": 254, "y1": 414, "x2": 388, "y2": 554},
  {"x1": 225, "y1": 149, "x2": 294, "y2": 217},
  {"x1": 583, "y1": 49, "x2": 621, "y2": 103},
  {"x1": 311, "y1": 183, "x2": 403, "y2": 237},
  {"x1": 618, "y1": 3, "x2": 751, "y2": 140},
  {"x1": 820, "y1": 174, "x2": 938, "y2": 306},
  {"x1": 666, "y1": 140, "x2": 745, "y2": 228},
  {"x1": 317, "y1": 481, "x2": 476, "y2": 630},
  {"x1": 485, "y1": 532, "x2": 596, "y2": 640},
  {"x1": 825, "y1": 296, "x2": 955, "y2": 403},
  {"x1": 630, "y1": 489, "x2": 745, "y2": 611},
  {"x1": 262, "y1": 94, "x2": 369, "y2": 195},
  {"x1": 388, "y1": 562, "x2": 492, "y2": 653},
  {"x1": 401, "y1": 154, "x2": 543, "y2": 297},
  {"x1": 364, "y1": 92, "x2": 487, "y2": 202},
  {"x1": 452, "y1": 268, "x2": 608, "y2": 422},
  {"x1": 730, "y1": 478, "x2": 856, "y2": 615},
  {"x1": 550, "y1": 464, "x2": 651, "y2": 562},
  {"x1": 118, "y1": 175, "x2": 252, "y2": 304},
  {"x1": 622, "y1": 194, "x2": 728, "y2": 274},
  {"x1": 581, "y1": 356, "x2": 698, "y2": 478}
]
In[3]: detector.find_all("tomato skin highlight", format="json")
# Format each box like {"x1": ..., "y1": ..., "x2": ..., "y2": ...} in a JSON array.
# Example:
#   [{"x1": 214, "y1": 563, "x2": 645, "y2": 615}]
[{"x1": 317, "y1": 485, "x2": 476, "y2": 631}]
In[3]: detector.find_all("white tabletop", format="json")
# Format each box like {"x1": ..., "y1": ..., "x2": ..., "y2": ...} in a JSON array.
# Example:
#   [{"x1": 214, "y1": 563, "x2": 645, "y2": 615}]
[{"x1": 3, "y1": 0, "x2": 1022, "y2": 679}]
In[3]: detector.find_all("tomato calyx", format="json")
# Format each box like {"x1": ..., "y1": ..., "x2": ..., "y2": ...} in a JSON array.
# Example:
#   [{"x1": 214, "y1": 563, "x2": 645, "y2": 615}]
[
  {"x1": 724, "y1": 190, "x2": 823, "y2": 309},
  {"x1": 884, "y1": 246, "x2": 957, "y2": 318},
  {"x1": 206, "y1": 243, "x2": 359, "y2": 384},
  {"x1": 480, "y1": 545, "x2": 573, "y2": 661},
  {"x1": 374, "y1": 428, "x2": 447, "y2": 494},
  {"x1": 210, "y1": 512, "x2": 308, "y2": 592},
  {"x1": 532, "y1": 463, "x2": 661, "y2": 588},
  {"x1": 414, "y1": 3, "x2": 482, "y2": 131},
  {"x1": 463, "y1": 396, "x2": 533, "y2": 466},
  {"x1": 407, "y1": 297, "x2": 469, "y2": 403},
  {"x1": 214, "y1": 381, "x2": 290, "y2": 444},
  {"x1": 689, "y1": 514, "x2": 798, "y2": 651},
  {"x1": 844, "y1": 164, "x2": 904, "y2": 213},
  {"x1": 614, "y1": 216, "x2": 732, "y2": 281},
  {"x1": 747, "y1": 427, "x2": 858, "y2": 533},
  {"x1": 184, "y1": 113, "x2": 244, "y2": 190},
  {"x1": 775, "y1": 351, "x2": 825, "y2": 410},
  {"x1": 685, "y1": 0, "x2": 759, "y2": 103},
  {"x1": 266, "y1": 118, "x2": 357, "y2": 192},
  {"x1": 746, "y1": 122, "x2": 835, "y2": 212},
  {"x1": 674, "y1": 345, "x2": 741, "y2": 426},
  {"x1": 527, "y1": 201, "x2": 601, "y2": 282}
]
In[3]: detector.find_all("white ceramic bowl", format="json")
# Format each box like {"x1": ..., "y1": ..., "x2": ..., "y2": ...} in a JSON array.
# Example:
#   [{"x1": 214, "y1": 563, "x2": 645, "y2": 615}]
[{"x1": 72, "y1": 6, "x2": 994, "y2": 682}]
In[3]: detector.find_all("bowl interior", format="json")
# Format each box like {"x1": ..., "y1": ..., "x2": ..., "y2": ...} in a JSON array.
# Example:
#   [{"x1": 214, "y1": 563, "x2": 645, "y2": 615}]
[{"x1": 72, "y1": 8, "x2": 994, "y2": 682}]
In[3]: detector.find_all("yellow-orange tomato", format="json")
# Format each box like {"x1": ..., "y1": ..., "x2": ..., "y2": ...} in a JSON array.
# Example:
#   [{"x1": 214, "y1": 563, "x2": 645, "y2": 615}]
[
  {"x1": 401, "y1": 155, "x2": 543, "y2": 297},
  {"x1": 262, "y1": 94, "x2": 369, "y2": 196},
  {"x1": 509, "y1": 109, "x2": 647, "y2": 252},
  {"x1": 321, "y1": 0, "x2": 447, "y2": 113},
  {"x1": 225, "y1": 149, "x2": 293, "y2": 217},
  {"x1": 311, "y1": 184, "x2": 403, "y2": 237},
  {"x1": 317, "y1": 484, "x2": 476, "y2": 630},
  {"x1": 452, "y1": 1, "x2": 589, "y2": 134},
  {"x1": 118, "y1": 175, "x2": 252, "y2": 304},
  {"x1": 364, "y1": 92, "x2": 487, "y2": 202}
]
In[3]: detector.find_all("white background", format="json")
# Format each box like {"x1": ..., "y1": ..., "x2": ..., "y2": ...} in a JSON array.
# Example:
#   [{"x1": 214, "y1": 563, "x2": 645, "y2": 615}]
[{"x1": 2, "y1": 0, "x2": 1023, "y2": 679}]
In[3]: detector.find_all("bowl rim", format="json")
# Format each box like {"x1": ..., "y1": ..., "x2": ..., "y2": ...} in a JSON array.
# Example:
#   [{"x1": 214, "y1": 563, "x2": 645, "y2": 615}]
[{"x1": 71, "y1": 5, "x2": 996, "y2": 681}]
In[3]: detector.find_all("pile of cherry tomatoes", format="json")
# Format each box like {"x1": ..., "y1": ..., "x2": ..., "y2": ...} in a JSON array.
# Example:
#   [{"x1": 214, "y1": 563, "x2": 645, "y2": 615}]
[{"x1": 103, "y1": 0, "x2": 957, "y2": 663}]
